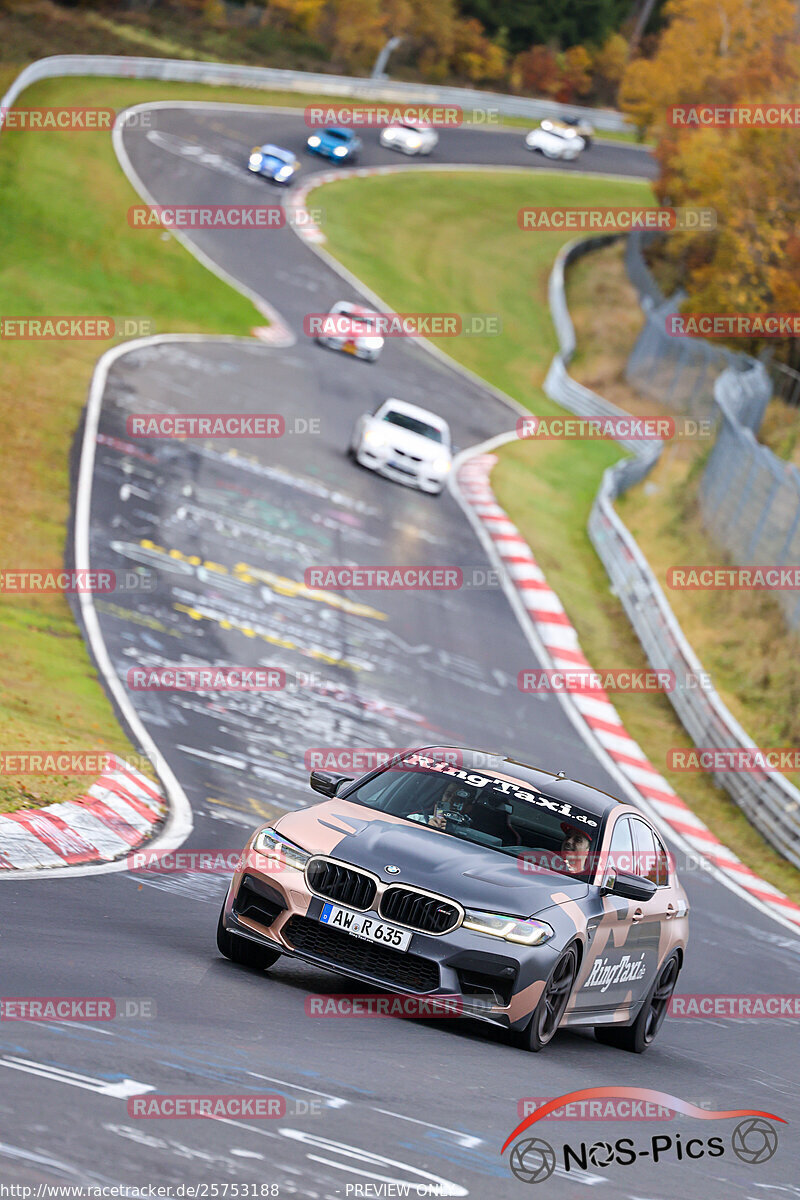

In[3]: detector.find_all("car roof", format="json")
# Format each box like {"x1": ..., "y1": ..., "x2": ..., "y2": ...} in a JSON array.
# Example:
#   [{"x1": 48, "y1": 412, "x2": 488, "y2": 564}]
[
  {"x1": 402, "y1": 746, "x2": 623, "y2": 819},
  {"x1": 333, "y1": 301, "x2": 379, "y2": 317},
  {"x1": 259, "y1": 144, "x2": 293, "y2": 159},
  {"x1": 379, "y1": 398, "x2": 450, "y2": 432}
]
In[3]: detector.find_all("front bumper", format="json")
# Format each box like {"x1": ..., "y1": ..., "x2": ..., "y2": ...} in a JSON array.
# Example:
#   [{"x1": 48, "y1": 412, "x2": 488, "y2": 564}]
[
  {"x1": 222, "y1": 856, "x2": 560, "y2": 1030},
  {"x1": 355, "y1": 446, "x2": 447, "y2": 494}
]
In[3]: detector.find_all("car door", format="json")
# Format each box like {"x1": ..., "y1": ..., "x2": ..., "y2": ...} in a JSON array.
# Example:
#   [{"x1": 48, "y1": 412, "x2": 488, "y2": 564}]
[{"x1": 569, "y1": 816, "x2": 653, "y2": 1017}]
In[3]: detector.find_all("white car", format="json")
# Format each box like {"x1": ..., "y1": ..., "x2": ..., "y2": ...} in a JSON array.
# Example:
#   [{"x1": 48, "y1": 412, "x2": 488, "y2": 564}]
[
  {"x1": 525, "y1": 120, "x2": 586, "y2": 161},
  {"x1": 379, "y1": 121, "x2": 438, "y2": 156},
  {"x1": 316, "y1": 301, "x2": 384, "y2": 363},
  {"x1": 350, "y1": 398, "x2": 452, "y2": 494}
]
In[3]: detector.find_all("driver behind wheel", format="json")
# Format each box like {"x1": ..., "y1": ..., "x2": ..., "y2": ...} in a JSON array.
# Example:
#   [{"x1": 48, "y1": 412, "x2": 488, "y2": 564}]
[{"x1": 407, "y1": 780, "x2": 469, "y2": 829}]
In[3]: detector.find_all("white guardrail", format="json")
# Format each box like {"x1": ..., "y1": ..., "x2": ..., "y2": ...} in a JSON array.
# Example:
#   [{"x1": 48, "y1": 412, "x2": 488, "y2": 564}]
[
  {"x1": 0, "y1": 54, "x2": 631, "y2": 133},
  {"x1": 545, "y1": 236, "x2": 800, "y2": 870}
]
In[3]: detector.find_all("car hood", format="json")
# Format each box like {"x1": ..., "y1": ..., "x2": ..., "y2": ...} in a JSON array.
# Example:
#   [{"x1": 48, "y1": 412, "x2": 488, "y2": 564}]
[
  {"x1": 275, "y1": 800, "x2": 588, "y2": 916},
  {"x1": 369, "y1": 420, "x2": 449, "y2": 461}
]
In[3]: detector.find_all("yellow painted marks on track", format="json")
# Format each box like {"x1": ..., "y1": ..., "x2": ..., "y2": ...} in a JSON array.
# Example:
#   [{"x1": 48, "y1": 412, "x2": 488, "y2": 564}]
[
  {"x1": 139, "y1": 539, "x2": 387, "y2": 621},
  {"x1": 173, "y1": 603, "x2": 365, "y2": 672}
]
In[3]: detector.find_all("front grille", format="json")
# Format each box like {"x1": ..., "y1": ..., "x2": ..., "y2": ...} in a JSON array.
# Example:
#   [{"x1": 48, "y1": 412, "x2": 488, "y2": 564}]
[
  {"x1": 234, "y1": 876, "x2": 286, "y2": 927},
  {"x1": 379, "y1": 886, "x2": 461, "y2": 934},
  {"x1": 284, "y1": 916, "x2": 439, "y2": 992},
  {"x1": 305, "y1": 857, "x2": 376, "y2": 911}
]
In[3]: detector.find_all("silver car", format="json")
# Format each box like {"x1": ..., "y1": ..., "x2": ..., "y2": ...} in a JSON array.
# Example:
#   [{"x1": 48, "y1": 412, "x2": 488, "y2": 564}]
[{"x1": 379, "y1": 121, "x2": 439, "y2": 156}]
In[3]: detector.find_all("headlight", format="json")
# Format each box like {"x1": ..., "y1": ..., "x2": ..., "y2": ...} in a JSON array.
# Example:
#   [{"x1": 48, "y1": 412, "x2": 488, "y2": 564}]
[
  {"x1": 463, "y1": 910, "x2": 554, "y2": 946},
  {"x1": 308, "y1": 136, "x2": 321, "y2": 147},
  {"x1": 249, "y1": 153, "x2": 263, "y2": 166},
  {"x1": 333, "y1": 145, "x2": 347, "y2": 157},
  {"x1": 363, "y1": 426, "x2": 387, "y2": 447},
  {"x1": 407, "y1": 137, "x2": 421, "y2": 148},
  {"x1": 275, "y1": 166, "x2": 292, "y2": 180},
  {"x1": 431, "y1": 454, "x2": 451, "y2": 473},
  {"x1": 252, "y1": 827, "x2": 310, "y2": 871}
]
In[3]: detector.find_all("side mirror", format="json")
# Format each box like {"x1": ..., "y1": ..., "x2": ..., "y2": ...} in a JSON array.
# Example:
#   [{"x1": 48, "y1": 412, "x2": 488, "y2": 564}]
[
  {"x1": 309, "y1": 770, "x2": 353, "y2": 798},
  {"x1": 603, "y1": 870, "x2": 657, "y2": 903}
]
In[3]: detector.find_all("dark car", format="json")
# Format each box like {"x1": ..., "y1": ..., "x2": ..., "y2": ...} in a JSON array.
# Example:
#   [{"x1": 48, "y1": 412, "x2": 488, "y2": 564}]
[{"x1": 217, "y1": 747, "x2": 688, "y2": 1052}]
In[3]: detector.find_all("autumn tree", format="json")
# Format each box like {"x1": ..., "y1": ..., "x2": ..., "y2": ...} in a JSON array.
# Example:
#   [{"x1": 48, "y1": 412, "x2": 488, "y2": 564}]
[{"x1": 618, "y1": 0, "x2": 800, "y2": 359}]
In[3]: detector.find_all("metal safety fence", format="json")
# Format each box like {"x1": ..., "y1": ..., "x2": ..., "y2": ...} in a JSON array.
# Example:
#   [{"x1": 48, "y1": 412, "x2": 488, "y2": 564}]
[
  {"x1": 545, "y1": 236, "x2": 800, "y2": 870},
  {"x1": 0, "y1": 53, "x2": 631, "y2": 132}
]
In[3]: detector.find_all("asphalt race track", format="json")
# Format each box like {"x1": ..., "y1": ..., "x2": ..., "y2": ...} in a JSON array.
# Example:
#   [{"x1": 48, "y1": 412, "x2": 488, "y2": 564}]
[{"x1": 1, "y1": 104, "x2": 798, "y2": 1199}]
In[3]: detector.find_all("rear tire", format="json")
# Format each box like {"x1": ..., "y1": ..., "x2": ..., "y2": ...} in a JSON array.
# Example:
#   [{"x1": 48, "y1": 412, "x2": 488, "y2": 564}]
[
  {"x1": 594, "y1": 952, "x2": 680, "y2": 1053},
  {"x1": 517, "y1": 945, "x2": 579, "y2": 1052},
  {"x1": 216, "y1": 903, "x2": 281, "y2": 970}
]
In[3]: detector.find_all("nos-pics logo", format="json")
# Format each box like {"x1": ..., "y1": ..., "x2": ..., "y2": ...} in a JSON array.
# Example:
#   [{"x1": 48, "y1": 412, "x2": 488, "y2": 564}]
[{"x1": 503, "y1": 1088, "x2": 782, "y2": 1184}]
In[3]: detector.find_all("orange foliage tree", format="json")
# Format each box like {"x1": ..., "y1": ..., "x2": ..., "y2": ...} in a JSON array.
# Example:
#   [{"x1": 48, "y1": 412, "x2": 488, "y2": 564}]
[{"x1": 618, "y1": 0, "x2": 800, "y2": 355}]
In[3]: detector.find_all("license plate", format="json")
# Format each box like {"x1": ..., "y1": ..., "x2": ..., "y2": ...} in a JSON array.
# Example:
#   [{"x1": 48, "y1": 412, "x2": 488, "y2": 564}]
[
  {"x1": 343, "y1": 342, "x2": 357, "y2": 354},
  {"x1": 320, "y1": 903, "x2": 412, "y2": 950}
]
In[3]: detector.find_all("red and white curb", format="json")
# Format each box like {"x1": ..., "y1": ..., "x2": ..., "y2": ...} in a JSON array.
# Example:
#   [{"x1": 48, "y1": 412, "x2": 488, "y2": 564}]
[
  {"x1": 0, "y1": 757, "x2": 165, "y2": 871},
  {"x1": 458, "y1": 453, "x2": 800, "y2": 930}
]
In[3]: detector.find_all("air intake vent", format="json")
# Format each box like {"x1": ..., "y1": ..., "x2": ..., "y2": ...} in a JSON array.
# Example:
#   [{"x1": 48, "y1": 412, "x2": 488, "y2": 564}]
[
  {"x1": 305, "y1": 857, "x2": 376, "y2": 911},
  {"x1": 379, "y1": 886, "x2": 461, "y2": 934}
]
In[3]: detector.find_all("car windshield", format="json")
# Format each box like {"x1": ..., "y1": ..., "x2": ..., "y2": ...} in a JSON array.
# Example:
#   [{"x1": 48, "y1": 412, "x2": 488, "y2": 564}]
[
  {"x1": 343, "y1": 755, "x2": 602, "y2": 879},
  {"x1": 327, "y1": 130, "x2": 349, "y2": 141},
  {"x1": 382, "y1": 412, "x2": 445, "y2": 443},
  {"x1": 262, "y1": 146, "x2": 292, "y2": 162}
]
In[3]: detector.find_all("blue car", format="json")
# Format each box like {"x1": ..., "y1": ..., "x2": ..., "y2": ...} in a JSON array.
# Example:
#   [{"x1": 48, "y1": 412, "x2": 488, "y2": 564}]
[
  {"x1": 247, "y1": 144, "x2": 300, "y2": 184},
  {"x1": 306, "y1": 127, "x2": 361, "y2": 163}
]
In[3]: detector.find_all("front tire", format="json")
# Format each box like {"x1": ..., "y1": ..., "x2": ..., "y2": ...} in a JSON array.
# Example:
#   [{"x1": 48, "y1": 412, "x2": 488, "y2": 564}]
[
  {"x1": 594, "y1": 952, "x2": 681, "y2": 1053},
  {"x1": 217, "y1": 903, "x2": 281, "y2": 970},
  {"x1": 517, "y1": 945, "x2": 579, "y2": 1052}
]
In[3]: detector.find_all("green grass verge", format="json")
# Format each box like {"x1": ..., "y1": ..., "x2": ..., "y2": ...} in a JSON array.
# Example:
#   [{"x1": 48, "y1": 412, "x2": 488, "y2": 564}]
[
  {"x1": 0, "y1": 76, "x2": 264, "y2": 814},
  {"x1": 316, "y1": 172, "x2": 800, "y2": 904}
]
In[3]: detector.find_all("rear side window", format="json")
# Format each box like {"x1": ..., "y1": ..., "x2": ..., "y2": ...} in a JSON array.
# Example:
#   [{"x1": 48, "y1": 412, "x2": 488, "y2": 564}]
[
  {"x1": 606, "y1": 816, "x2": 634, "y2": 879},
  {"x1": 630, "y1": 819, "x2": 667, "y2": 885}
]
